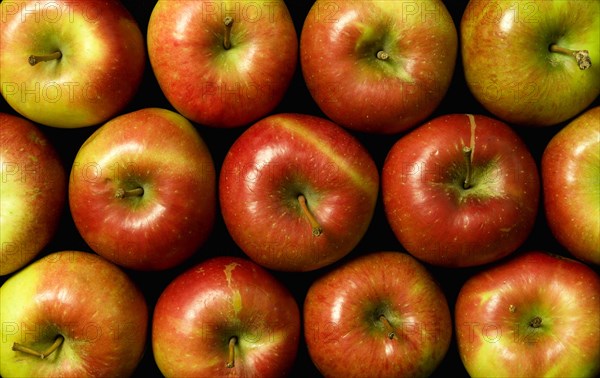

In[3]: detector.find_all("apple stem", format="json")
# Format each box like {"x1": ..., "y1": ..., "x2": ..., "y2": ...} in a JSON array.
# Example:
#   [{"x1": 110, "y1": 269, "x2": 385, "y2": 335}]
[
  {"x1": 462, "y1": 146, "x2": 473, "y2": 189},
  {"x1": 12, "y1": 335, "x2": 64, "y2": 359},
  {"x1": 297, "y1": 194, "x2": 323, "y2": 236},
  {"x1": 376, "y1": 50, "x2": 389, "y2": 61},
  {"x1": 549, "y1": 44, "x2": 591, "y2": 70},
  {"x1": 223, "y1": 17, "x2": 234, "y2": 50},
  {"x1": 226, "y1": 336, "x2": 237, "y2": 368},
  {"x1": 379, "y1": 315, "x2": 396, "y2": 340},
  {"x1": 529, "y1": 316, "x2": 542, "y2": 328},
  {"x1": 29, "y1": 51, "x2": 62, "y2": 66},
  {"x1": 115, "y1": 187, "x2": 144, "y2": 199}
]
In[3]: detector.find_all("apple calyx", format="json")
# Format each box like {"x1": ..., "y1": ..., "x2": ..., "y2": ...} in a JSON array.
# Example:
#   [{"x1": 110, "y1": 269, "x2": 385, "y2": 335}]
[
  {"x1": 115, "y1": 187, "x2": 144, "y2": 199},
  {"x1": 529, "y1": 316, "x2": 542, "y2": 328},
  {"x1": 462, "y1": 146, "x2": 474, "y2": 189},
  {"x1": 298, "y1": 194, "x2": 323, "y2": 236},
  {"x1": 12, "y1": 335, "x2": 65, "y2": 359},
  {"x1": 226, "y1": 336, "x2": 238, "y2": 368},
  {"x1": 29, "y1": 51, "x2": 63, "y2": 66},
  {"x1": 549, "y1": 44, "x2": 592, "y2": 70},
  {"x1": 376, "y1": 50, "x2": 389, "y2": 61},
  {"x1": 379, "y1": 315, "x2": 396, "y2": 340},
  {"x1": 223, "y1": 17, "x2": 234, "y2": 50}
]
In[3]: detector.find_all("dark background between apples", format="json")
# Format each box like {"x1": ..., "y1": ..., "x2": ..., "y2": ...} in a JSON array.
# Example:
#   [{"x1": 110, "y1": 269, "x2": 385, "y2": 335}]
[{"x1": 1, "y1": 1, "x2": 599, "y2": 377}]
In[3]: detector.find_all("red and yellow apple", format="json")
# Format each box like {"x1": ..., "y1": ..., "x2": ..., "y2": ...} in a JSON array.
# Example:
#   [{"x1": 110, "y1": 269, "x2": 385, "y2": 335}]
[
  {"x1": 0, "y1": 251, "x2": 148, "y2": 377},
  {"x1": 0, "y1": 113, "x2": 66, "y2": 275},
  {"x1": 147, "y1": 0, "x2": 298, "y2": 128},
  {"x1": 455, "y1": 250, "x2": 600, "y2": 377},
  {"x1": 0, "y1": 0, "x2": 145, "y2": 128},
  {"x1": 300, "y1": 0, "x2": 458, "y2": 134},
  {"x1": 219, "y1": 113, "x2": 379, "y2": 271},
  {"x1": 69, "y1": 108, "x2": 216, "y2": 271},
  {"x1": 304, "y1": 251, "x2": 452, "y2": 377},
  {"x1": 461, "y1": 0, "x2": 600, "y2": 126},
  {"x1": 382, "y1": 114, "x2": 540, "y2": 267},
  {"x1": 152, "y1": 255, "x2": 301, "y2": 378},
  {"x1": 542, "y1": 106, "x2": 600, "y2": 264}
]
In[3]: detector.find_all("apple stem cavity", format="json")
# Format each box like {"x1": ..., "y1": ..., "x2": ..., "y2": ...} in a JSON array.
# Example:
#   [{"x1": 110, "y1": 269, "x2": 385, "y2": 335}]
[
  {"x1": 115, "y1": 187, "x2": 144, "y2": 199},
  {"x1": 12, "y1": 335, "x2": 64, "y2": 359},
  {"x1": 223, "y1": 17, "x2": 234, "y2": 50},
  {"x1": 462, "y1": 146, "x2": 473, "y2": 189},
  {"x1": 549, "y1": 44, "x2": 592, "y2": 70},
  {"x1": 298, "y1": 194, "x2": 323, "y2": 236},
  {"x1": 376, "y1": 50, "x2": 389, "y2": 61},
  {"x1": 226, "y1": 336, "x2": 237, "y2": 368},
  {"x1": 379, "y1": 315, "x2": 396, "y2": 340},
  {"x1": 29, "y1": 51, "x2": 62, "y2": 66},
  {"x1": 529, "y1": 316, "x2": 543, "y2": 328}
]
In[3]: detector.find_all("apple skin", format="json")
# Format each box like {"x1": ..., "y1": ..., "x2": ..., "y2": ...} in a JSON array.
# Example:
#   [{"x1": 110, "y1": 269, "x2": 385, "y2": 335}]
[
  {"x1": 219, "y1": 113, "x2": 379, "y2": 272},
  {"x1": 304, "y1": 251, "x2": 452, "y2": 378},
  {"x1": 147, "y1": 0, "x2": 298, "y2": 128},
  {"x1": 68, "y1": 108, "x2": 216, "y2": 271},
  {"x1": 542, "y1": 106, "x2": 600, "y2": 265},
  {"x1": 461, "y1": 0, "x2": 600, "y2": 127},
  {"x1": 455, "y1": 250, "x2": 600, "y2": 377},
  {"x1": 0, "y1": 251, "x2": 148, "y2": 378},
  {"x1": 0, "y1": 113, "x2": 66, "y2": 276},
  {"x1": 152, "y1": 255, "x2": 301, "y2": 378},
  {"x1": 300, "y1": 0, "x2": 457, "y2": 134},
  {"x1": 382, "y1": 114, "x2": 540, "y2": 267},
  {"x1": 0, "y1": 0, "x2": 145, "y2": 128}
]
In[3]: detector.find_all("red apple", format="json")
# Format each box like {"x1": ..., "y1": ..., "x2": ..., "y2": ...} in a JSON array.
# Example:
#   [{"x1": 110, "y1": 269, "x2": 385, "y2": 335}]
[
  {"x1": 147, "y1": 0, "x2": 298, "y2": 128},
  {"x1": 382, "y1": 113, "x2": 540, "y2": 267},
  {"x1": 0, "y1": 250, "x2": 148, "y2": 377},
  {"x1": 304, "y1": 251, "x2": 452, "y2": 377},
  {"x1": 542, "y1": 106, "x2": 600, "y2": 265},
  {"x1": 152, "y1": 255, "x2": 301, "y2": 378},
  {"x1": 219, "y1": 113, "x2": 379, "y2": 272},
  {"x1": 461, "y1": 0, "x2": 600, "y2": 126},
  {"x1": 68, "y1": 108, "x2": 216, "y2": 271},
  {"x1": 300, "y1": 0, "x2": 458, "y2": 134},
  {"x1": 0, "y1": 0, "x2": 145, "y2": 128},
  {"x1": 0, "y1": 113, "x2": 66, "y2": 276},
  {"x1": 455, "y1": 250, "x2": 600, "y2": 377}
]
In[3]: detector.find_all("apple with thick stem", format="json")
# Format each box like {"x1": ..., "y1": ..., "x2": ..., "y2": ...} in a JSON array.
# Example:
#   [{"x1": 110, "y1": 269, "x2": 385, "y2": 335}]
[
  {"x1": 0, "y1": 250, "x2": 148, "y2": 377},
  {"x1": 0, "y1": 113, "x2": 66, "y2": 276},
  {"x1": 219, "y1": 113, "x2": 379, "y2": 272},
  {"x1": 382, "y1": 113, "x2": 540, "y2": 267},
  {"x1": 68, "y1": 108, "x2": 216, "y2": 271},
  {"x1": 455, "y1": 250, "x2": 600, "y2": 377},
  {"x1": 0, "y1": 0, "x2": 145, "y2": 128},
  {"x1": 147, "y1": 0, "x2": 298, "y2": 128},
  {"x1": 542, "y1": 106, "x2": 600, "y2": 265},
  {"x1": 152, "y1": 255, "x2": 301, "y2": 378},
  {"x1": 461, "y1": 0, "x2": 600, "y2": 126},
  {"x1": 300, "y1": 0, "x2": 458, "y2": 134},
  {"x1": 304, "y1": 251, "x2": 452, "y2": 377}
]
